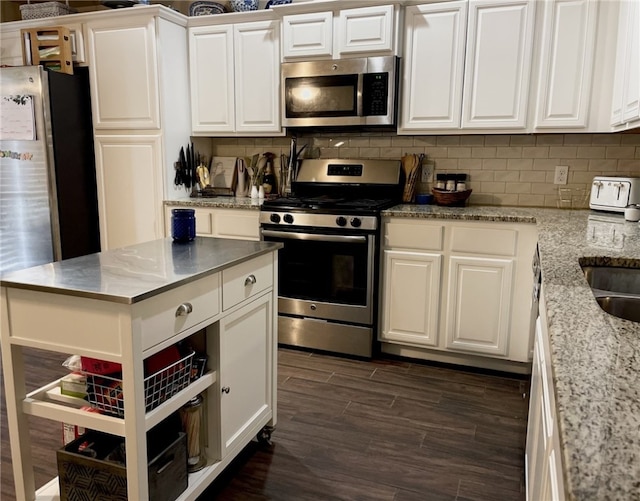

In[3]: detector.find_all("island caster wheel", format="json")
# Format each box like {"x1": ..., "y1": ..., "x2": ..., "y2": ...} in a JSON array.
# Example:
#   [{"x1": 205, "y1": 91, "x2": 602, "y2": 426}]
[{"x1": 257, "y1": 425, "x2": 274, "y2": 446}]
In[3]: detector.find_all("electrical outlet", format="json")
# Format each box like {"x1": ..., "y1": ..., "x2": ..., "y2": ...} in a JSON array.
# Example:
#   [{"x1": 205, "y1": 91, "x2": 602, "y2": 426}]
[
  {"x1": 554, "y1": 165, "x2": 569, "y2": 185},
  {"x1": 421, "y1": 161, "x2": 435, "y2": 183}
]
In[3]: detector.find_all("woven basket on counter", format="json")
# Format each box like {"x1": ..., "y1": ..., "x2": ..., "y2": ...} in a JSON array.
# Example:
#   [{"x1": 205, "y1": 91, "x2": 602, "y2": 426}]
[
  {"x1": 20, "y1": 1, "x2": 76, "y2": 20},
  {"x1": 432, "y1": 188, "x2": 472, "y2": 207}
]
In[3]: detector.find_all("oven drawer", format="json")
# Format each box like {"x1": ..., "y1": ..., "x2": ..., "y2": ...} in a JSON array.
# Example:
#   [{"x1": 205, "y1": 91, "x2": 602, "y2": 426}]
[{"x1": 222, "y1": 253, "x2": 273, "y2": 311}]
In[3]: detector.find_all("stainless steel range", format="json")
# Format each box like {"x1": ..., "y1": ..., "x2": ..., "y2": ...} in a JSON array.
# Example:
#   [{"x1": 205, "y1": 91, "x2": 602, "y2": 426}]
[{"x1": 259, "y1": 158, "x2": 403, "y2": 357}]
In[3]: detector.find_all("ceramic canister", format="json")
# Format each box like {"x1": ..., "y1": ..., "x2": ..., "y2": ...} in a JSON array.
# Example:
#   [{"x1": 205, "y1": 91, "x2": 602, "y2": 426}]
[{"x1": 171, "y1": 209, "x2": 196, "y2": 242}]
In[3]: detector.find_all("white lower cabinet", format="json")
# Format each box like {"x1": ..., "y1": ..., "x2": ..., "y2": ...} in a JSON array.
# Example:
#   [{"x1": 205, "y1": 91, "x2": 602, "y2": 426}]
[
  {"x1": 526, "y1": 290, "x2": 565, "y2": 501},
  {"x1": 445, "y1": 256, "x2": 513, "y2": 356},
  {"x1": 381, "y1": 250, "x2": 442, "y2": 347},
  {"x1": 380, "y1": 217, "x2": 537, "y2": 370},
  {"x1": 95, "y1": 134, "x2": 164, "y2": 250},
  {"x1": 165, "y1": 206, "x2": 260, "y2": 241},
  {"x1": 218, "y1": 293, "x2": 273, "y2": 457}
]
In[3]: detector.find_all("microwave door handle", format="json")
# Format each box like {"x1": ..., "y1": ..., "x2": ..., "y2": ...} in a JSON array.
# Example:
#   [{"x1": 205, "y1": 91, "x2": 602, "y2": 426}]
[
  {"x1": 261, "y1": 230, "x2": 367, "y2": 244},
  {"x1": 357, "y1": 73, "x2": 364, "y2": 117}
]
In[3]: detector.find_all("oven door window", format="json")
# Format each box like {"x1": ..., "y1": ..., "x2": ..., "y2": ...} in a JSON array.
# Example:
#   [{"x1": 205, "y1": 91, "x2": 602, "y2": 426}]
[
  {"x1": 275, "y1": 234, "x2": 371, "y2": 306},
  {"x1": 285, "y1": 75, "x2": 358, "y2": 118}
]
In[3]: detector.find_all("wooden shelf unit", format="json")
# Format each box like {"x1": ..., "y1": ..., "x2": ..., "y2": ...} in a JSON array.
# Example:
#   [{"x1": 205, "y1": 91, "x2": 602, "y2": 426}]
[{"x1": 21, "y1": 26, "x2": 73, "y2": 74}]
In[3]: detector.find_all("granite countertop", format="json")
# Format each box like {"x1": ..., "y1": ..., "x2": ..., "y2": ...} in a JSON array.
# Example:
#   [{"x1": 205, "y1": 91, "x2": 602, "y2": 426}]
[
  {"x1": 0, "y1": 237, "x2": 281, "y2": 304},
  {"x1": 384, "y1": 204, "x2": 640, "y2": 501},
  {"x1": 165, "y1": 197, "x2": 262, "y2": 210}
]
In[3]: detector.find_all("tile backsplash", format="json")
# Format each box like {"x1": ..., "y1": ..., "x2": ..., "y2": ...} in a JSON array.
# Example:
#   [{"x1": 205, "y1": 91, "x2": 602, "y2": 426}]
[{"x1": 203, "y1": 132, "x2": 640, "y2": 208}]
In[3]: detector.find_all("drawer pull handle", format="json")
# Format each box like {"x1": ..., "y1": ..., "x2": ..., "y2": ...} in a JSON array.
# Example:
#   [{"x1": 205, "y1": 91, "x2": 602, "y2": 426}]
[
  {"x1": 244, "y1": 275, "x2": 257, "y2": 286},
  {"x1": 175, "y1": 302, "x2": 193, "y2": 317},
  {"x1": 222, "y1": 386, "x2": 230, "y2": 394}
]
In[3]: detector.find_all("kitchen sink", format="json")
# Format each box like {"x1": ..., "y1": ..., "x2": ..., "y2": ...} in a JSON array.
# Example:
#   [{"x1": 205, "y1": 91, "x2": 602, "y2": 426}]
[
  {"x1": 595, "y1": 296, "x2": 640, "y2": 323},
  {"x1": 581, "y1": 265, "x2": 640, "y2": 323},
  {"x1": 582, "y1": 266, "x2": 640, "y2": 296}
]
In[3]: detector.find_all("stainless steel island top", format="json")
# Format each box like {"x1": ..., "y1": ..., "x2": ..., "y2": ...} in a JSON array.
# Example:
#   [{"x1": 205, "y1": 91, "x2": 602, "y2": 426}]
[{"x1": 0, "y1": 237, "x2": 282, "y2": 304}]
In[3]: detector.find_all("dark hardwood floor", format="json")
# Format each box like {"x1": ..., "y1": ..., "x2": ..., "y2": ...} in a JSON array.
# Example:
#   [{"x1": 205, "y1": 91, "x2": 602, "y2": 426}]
[{"x1": 2, "y1": 347, "x2": 530, "y2": 501}]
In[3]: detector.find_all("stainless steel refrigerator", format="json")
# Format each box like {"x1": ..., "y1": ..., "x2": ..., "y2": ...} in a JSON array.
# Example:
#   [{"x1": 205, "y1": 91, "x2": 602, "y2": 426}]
[{"x1": 0, "y1": 65, "x2": 100, "y2": 275}]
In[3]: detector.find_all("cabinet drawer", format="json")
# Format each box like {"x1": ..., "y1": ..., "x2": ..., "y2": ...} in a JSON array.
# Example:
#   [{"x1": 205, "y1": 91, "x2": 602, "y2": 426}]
[
  {"x1": 385, "y1": 222, "x2": 444, "y2": 250},
  {"x1": 450, "y1": 227, "x2": 517, "y2": 256},
  {"x1": 222, "y1": 253, "x2": 273, "y2": 311},
  {"x1": 137, "y1": 273, "x2": 220, "y2": 351}
]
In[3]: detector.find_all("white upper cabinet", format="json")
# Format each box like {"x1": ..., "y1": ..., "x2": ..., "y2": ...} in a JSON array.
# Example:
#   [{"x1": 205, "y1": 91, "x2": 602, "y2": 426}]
[
  {"x1": 400, "y1": 0, "x2": 535, "y2": 133},
  {"x1": 611, "y1": 0, "x2": 640, "y2": 128},
  {"x1": 336, "y1": 4, "x2": 395, "y2": 56},
  {"x1": 282, "y1": 11, "x2": 333, "y2": 59},
  {"x1": 400, "y1": 2, "x2": 468, "y2": 130},
  {"x1": 86, "y1": 16, "x2": 160, "y2": 130},
  {"x1": 281, "y1": 4, "x2": 397, "y2": 59},
  {"x1": 461, "y1": 0, "x2": 535, "y2": 129},
  {"x1": 190, "y1": 25, "x2": 235, "y2": 133},
  {"x1": 234, "y1": 21, "x2": 281, "y2": 133},
  {"x1": 189, "y1": 20, "x2": 281, "y2": 135},
  {"x1": 534, "y1": 0, "x2": 599, "y2": 129}
]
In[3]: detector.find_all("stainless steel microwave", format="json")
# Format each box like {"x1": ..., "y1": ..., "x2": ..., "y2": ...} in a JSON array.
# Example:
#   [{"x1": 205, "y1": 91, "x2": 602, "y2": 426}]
[{"x1": 281, "y1": 56, "x2": 400, "y2": 128}]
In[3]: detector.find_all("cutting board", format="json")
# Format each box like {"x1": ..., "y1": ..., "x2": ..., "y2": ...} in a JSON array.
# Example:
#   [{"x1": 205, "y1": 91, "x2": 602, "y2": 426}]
[{"x1": 210, "y1": 157, "x2": 237, "y2": 189}]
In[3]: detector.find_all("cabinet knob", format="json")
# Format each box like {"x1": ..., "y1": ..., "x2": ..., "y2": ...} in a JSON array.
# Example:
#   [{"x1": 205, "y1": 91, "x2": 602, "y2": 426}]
[
  {"x1": 244, "y1": 274, "x2": 257, "y2": 286},
  {"x1": 175, "y1": 302, "x2": 193, "y2": 317},
  {"x1": 221, "y1": 386, "x2": 230, "y2": 394}
]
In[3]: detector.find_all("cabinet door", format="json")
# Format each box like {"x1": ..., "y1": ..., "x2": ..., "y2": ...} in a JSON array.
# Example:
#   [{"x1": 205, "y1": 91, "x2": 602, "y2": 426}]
[
  {"x1": 611, "y1": 0, "x2": 640, "y2": 126},
  {"x1": 462, "y1": 0, "x2": 535, "y2": 129},
  {"x1": 87, "y1": 17, "x2": 160, "y2": 129},
  {"x1": 94, "y1": 134, "x2": 164, "y2": 250},
  {"x1": 0, "y1": 29, "x2": 23, "y2": 67},
  {"x1": 381, "y1": 250, "x2": 441, "y2": 347},
  {"x1": 234, "y1": 21, "x2": 281, "y2": 133},
  {"x1": 218, "y1": 293, "x2": 273, "y2": 457},
  {"x1": 526, "y1": 318, "x2": 547, "y2": 501},
  {"x1": 337, "y1": 5, "x2": 395, "y2": 55},
  {"x1": 535, "y1": 0, "x2": 598, "y2": 129},
  {"x1": 445, "y1": 256, "x2": 513, "y2": 356},
  {"x1": 400, "y1": 2, "x2": 467, "y2": 130},
  {"x1": 282, "y1": 12, "x2": 333, "y2": 59},
  {"x1": 189, "y1": 25, "x2": 235, "y2": 134}
]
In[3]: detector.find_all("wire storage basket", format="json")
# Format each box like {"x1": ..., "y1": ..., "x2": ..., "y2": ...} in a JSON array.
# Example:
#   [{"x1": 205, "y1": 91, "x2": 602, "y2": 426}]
[
  {"x1": 20, "y1": 1, "x2": 77, "y2": 19},
  {"x1": 85, "y1": 351, "x2": 194, "y2": 417}
]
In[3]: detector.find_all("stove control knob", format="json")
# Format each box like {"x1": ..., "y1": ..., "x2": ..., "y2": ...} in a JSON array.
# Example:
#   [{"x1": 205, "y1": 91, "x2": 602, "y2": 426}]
[
  {"x1": 336, "y1": 216, "x2": 347, "y2": 227},
  {"x1": 283, "y1": 214, "x2": 294, "y2": 224},
  {"x1": 350, "y1": 217, "x2": 362, "y2": 228},
  {"x1": 270, "y1": 213, "x2": 281, "y2": 223}
]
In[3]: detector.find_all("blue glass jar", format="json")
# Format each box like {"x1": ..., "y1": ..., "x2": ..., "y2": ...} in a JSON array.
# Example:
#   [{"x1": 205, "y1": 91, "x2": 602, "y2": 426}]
[{"x1": 171, "y1": 209, "x2": 195, "y2": 243}]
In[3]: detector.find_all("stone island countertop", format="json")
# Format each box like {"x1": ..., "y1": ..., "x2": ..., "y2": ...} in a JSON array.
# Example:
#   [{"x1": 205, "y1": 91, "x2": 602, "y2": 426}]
[
  {"x1": 383, "y1": 204, "x2": 640, "y2": 501},
  {"x1": 165, "y1": 197, "x2": 261, "y2": 210},
  {"x1": 0, "y1": 237, "x2": 281, "y2": 304}
]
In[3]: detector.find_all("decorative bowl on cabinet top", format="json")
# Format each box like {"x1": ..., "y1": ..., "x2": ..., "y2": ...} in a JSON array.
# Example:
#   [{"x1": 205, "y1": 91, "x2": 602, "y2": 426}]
[
  {"x1": 229, "y1": 0, "x2": 259, "y2": 11},
  {"x1": 189, "y1": 1, "x2": 226, "y2": 15}
]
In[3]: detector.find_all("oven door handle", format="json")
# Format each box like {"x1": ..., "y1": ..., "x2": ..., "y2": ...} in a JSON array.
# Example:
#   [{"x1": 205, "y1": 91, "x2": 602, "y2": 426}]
[{"x1": 261, "y1": 229, "x2": 368, "y2": 244}]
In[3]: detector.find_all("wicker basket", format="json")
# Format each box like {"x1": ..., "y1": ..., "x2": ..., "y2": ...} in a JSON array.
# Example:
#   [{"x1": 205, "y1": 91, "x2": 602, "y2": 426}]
[
  {"x1": 20, "y1": 1, "x2": 76, "y2": 20},
  {"x1": 432, "y1": 188, "x2": 473, "y2": 207}
]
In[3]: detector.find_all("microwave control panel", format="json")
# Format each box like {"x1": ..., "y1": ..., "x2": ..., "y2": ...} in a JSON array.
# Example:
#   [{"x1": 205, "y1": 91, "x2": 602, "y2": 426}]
[{"x1": 362, "y1": 73, "x2": 389, "y2": 116}]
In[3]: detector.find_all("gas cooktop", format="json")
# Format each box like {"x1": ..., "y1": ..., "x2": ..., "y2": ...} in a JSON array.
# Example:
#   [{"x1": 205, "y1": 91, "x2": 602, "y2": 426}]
[{"x1": 261, "y1": 195, "x2": 397, "y2": 212}]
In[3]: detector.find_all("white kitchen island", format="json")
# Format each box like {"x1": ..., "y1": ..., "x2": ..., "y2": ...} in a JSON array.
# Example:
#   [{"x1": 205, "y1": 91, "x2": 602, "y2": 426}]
[{"x1": 0, "y1": 237, "x2": 281, "y2": 500}]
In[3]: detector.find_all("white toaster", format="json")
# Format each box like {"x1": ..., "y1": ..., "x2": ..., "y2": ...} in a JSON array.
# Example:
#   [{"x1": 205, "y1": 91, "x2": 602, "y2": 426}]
[{"x1": 589, "y1": 176, "x2": 640, "y2": 213}]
